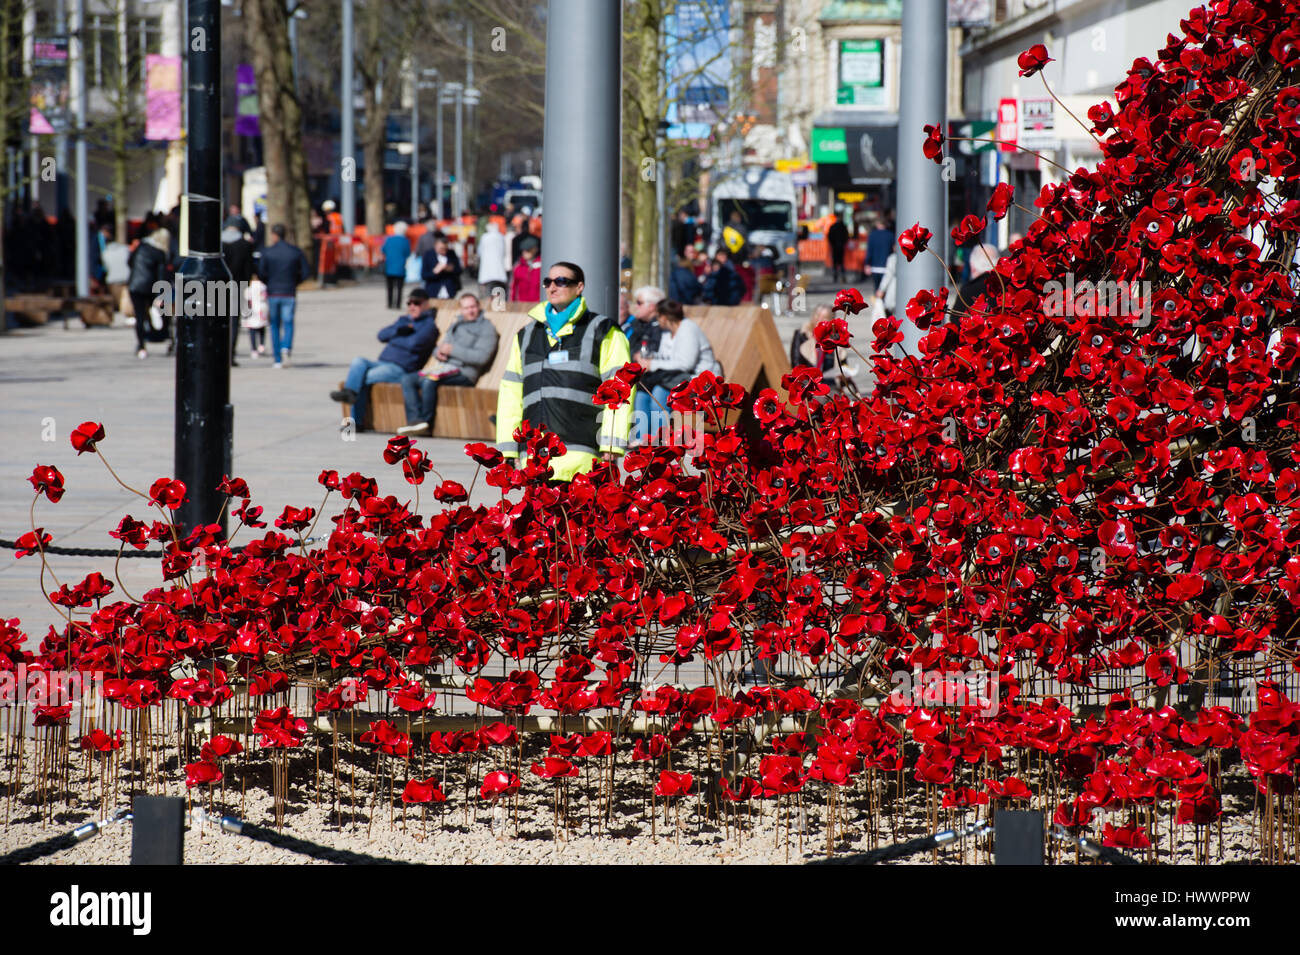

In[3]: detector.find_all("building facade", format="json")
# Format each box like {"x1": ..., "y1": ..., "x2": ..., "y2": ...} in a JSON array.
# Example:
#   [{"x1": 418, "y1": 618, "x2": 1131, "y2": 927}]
[{"x1": 960, "y1": 0, "x2": 1193, "y2": 246}]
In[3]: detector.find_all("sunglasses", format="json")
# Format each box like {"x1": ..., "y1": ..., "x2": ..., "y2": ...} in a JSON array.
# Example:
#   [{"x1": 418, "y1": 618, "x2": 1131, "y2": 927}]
[{"x1": 542, "y1": 276, "x2": 578, "y2": 288}]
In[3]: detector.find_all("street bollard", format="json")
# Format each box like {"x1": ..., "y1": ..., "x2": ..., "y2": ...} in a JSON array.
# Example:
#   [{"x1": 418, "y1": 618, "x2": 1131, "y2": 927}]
[
  {"x1": 994, "y1": 809, "x2": 1044, "y2": 865},
  {"x1": 130, "y1": 796, "x2": 186, "y2": 865}
]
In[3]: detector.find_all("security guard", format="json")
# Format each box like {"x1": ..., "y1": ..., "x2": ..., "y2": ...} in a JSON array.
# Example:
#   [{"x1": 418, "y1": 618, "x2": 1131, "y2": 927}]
[{"x1": 496, "y1": 261, "x2": 632, "y2": 481}]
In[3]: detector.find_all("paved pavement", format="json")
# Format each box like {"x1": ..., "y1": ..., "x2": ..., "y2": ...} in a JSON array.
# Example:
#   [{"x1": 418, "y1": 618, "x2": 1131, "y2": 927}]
[{"x1": 0, "y1": 268, "x2": 866, "y2": 634}]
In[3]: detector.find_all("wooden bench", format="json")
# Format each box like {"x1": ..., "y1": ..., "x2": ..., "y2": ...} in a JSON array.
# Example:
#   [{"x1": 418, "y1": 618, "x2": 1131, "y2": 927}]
[{"x1": 340, "y1": 302, "x2": 791, "y2": 439}]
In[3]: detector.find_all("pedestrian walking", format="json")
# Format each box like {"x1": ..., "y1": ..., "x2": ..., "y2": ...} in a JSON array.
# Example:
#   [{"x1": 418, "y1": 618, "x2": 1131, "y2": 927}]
[
  {"x1": 864, "y1": 215, "x2": 895, "y2": 292},
  {"x1": 496, "y1": 262, "x2": 632, "y2": 482},
  {"x1": 476, "y1": 220, "x2": 509, "y2": 304},
  {"x1": 127, "y1": 227, "x2": 171, "y2": 359},
  {"x1": 222, "y1": 222, "x2": 255, "y2": 364},
  {"x1": 257, "y1": 223, "x2": 312, "y2": 367},
  {"x1": 381, "y1": 222, "x2": 412, "y2": 309},
  {"x1": 243, "y1": 276, "x2": 269, "y2": 358},
  {"x1": 827, "y1": 213, "x2": 850, "y2": 283}
]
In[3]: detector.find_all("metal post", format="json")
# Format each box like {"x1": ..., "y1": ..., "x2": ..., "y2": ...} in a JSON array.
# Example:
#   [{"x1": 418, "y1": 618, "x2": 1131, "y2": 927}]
[
  {"x1": 340, "y1": 0, "x2": 355, "y2": 232},
  {"x1": 410, "y1": 70, "x2": 419, "y2": 222},
  {"x1": 288, "y1": 11, "x2": 299, "y2": 95},
  {"x1": 54, "y1": 0, "x2": 67, "y2": 216},
  {"x1": 131, "y1": 796, "x2": 186, "y2": 865},
  {"x1": 542, "y1": 0, "x2": 620, "y2": 318},
  {"x1": 175, "y1": 0, "x2": 233, "y2": 536},
  {"x1": 435, "y1": 87, "x2": 444, "y2": 219},
  {"x1": 453, "y1": 86, "x2": 463, "y2": 217},
  {"x1": 72, "y1": 0, "x2": 87, "y2": 297},
  {"x1": 895, "y1": 0, "x2": 948, "y2": 356}
]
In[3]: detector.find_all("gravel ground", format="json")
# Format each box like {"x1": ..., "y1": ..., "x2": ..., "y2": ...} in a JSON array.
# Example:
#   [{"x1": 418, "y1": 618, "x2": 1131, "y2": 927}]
[{"x1": 0, "y1": 730, "x2": 1273, "y2": 865}]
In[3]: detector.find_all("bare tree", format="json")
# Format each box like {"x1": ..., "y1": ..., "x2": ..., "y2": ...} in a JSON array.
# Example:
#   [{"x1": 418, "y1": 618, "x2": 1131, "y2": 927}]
[
  {"x1": 352, "y1": 0, "x2": 417, "y2": 236},
  {"x1": 243, "y1": 0, "x2": 311, "y2": 252}
]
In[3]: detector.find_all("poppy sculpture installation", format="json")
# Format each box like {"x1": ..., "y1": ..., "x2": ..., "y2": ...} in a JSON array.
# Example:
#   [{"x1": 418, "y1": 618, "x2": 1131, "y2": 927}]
[{"x1": 8, "y1": 4, "x2": 1300, "y2": 863}]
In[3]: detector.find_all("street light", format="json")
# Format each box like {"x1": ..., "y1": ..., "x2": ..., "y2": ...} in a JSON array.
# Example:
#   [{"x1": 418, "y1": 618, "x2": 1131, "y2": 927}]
[
  {"x1": 411, "y1": 67, "x2": 438, "y2": 221},
  {"x1": 441, "y1": 81, "x2": 461, "y2": 217}
]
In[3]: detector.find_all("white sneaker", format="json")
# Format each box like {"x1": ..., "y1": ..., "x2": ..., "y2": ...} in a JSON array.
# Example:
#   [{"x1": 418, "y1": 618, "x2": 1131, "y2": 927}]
[
  {"x1": 397, "y1": 422, "x2": 431, "y2": 437},
  {"x1": 273, "y1": 361, "x2": 282, "y2": 369},
  {"x1": 137, "y1": 348, "x2": 147, "y2": 359}
]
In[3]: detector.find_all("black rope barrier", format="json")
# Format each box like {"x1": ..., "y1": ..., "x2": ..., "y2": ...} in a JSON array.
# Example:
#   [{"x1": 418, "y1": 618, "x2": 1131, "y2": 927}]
[
  {"x1": 0, "y1": 810, "x2": 131, "y2": 865},
  {"x1": 191, "y1": 810, "x2": 417, "y2": 865},
  {"x1": 1052, "y1": 825, "x2": 1142, "y2": 865},
  {"x1": 808, "y1": 821, "x2": 991, "y2": 865},
  {"x1": 0, "y1": 537, "x2": 320, "y2": 559}
]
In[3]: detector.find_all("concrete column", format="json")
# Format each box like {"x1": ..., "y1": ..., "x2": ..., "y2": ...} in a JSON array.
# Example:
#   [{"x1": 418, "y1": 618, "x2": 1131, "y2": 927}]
[
  {"x1": 541, "y1": 0, "x2": 621, "y2": 318},
  {"x1": 895, "y1": 0, "x2": 948, "y2": 356}
]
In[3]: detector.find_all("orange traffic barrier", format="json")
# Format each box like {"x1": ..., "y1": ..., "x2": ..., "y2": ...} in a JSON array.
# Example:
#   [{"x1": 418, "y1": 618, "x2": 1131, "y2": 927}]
[
  {"x1": 318, "y1": 236, "x2": 337, "y2": 283},
  {"x1": 798, "y1": 239, "x2": 828, "y2": 263}
]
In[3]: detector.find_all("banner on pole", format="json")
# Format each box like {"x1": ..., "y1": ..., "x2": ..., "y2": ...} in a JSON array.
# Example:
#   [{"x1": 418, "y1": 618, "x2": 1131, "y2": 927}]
[
  {"x1": 29, "y1": 36, "x2": 68, "y2": 134},
  {"x1": 145, "y1": 55, "x2": 182, "y2": 141},
  {"x1": 235, "y1": 64, "x2": 260, "y2": 137}
]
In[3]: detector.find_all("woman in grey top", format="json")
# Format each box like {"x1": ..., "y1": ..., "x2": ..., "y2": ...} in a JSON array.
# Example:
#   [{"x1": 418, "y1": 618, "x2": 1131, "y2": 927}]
[{"x1": 632, "y1": 298, "x2": 721, "y2": 442}]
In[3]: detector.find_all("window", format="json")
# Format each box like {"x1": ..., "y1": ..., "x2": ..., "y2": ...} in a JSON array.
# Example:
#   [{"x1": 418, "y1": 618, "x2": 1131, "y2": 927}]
[{"x1": 90, "y1": 14, "x2": 161, "y2": 90}]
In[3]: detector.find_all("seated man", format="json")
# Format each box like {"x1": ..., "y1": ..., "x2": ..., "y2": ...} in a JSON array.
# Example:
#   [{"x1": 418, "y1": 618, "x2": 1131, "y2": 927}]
[
  {"x1": 397, "y1": 292, "x2": 499, "y2": 436},
  {"x1": 329, "y1": 288, "x2": 439, "y2": 431}
]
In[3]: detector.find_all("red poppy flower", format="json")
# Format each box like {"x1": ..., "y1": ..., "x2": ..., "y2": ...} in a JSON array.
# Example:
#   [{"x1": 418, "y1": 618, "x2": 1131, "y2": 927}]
[
  {"x1": 814, "y1": 317, "x2": 850, "y2": 348},
  {"x1": 654, "y1": 770, "x2": 693, "y2": 798},
  {"x1": 28, "y1": 465, "x2": 65, "y2": 503},
  {"x1": 479, "y1": 770, "x2": 521, "y2": 800},
  {"x1": 898, "y1": 223, "x2": 932, "y2": 261},
  {"x1": 79, "y1": 728, "x2": 123, "y2": 753},
  {"x1": 922, "y1": 123, "x2": 945, "y2": 162},
  {"x1": 402, "y1": 777, "x2": 447, "y2": 804},
  {"x1": 70, "y1": 421, "x2": 105, "y2": 454},
  {"x1": 531, "y1": 757, "x2": 579, "y2": 779},
  {"x1": 594, "y1": 378, "x2": 632, "y2": 408},
  {"x1": 464, "y1": 442, "x2": 504, "y2": 468},
  {"x1": 202, "y1": 735, "x2": 243, "y2": 759},
  {"x1": 832, "y1": 287, "x2": 867, "y2": 314},
  {"x1": 433, "y1": 479, "x2": 468, "y2": 502},
  {"x1": 950, "y1": 214, "x2": 987, "y2": 247},
  {"x1": 14, "y1": 529, "x2": 51, "y2": 559},
  {"x1": 987, "y1": 182, "x2": 1014, "y2": 219},
  {"x1": 382, "y1": 436, "x2": 412, "y2": 464},
  {"x1": 359, "y1": 720, "x2": 412, "y2": 758},
  {"x1": 185, "y1": 760, "x2": 223, "y2": 787},
  {"x1": 217, "y1": 475, "x2": 250, "y2": 498},
  {"x1": 1017, "y1": 43, "x2": 1053, "y2": 77},
  {"x1": 148, "y1": 478, "x2": 187, "y2": 510},
  {"x1": 479, "y1": 722, "x2": 520, "y2": 747},
  {"x1": 253, "y1": 707, "x2": 308, "y2": 748},
  {"x1": 1103, "y1": 822, "x2": 1152, "y2": 849}
]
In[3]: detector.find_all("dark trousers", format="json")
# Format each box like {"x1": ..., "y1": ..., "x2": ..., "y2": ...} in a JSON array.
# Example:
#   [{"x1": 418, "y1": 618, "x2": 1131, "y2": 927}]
[
  {"x1": 401, "y1": 370, "x2": 473, "y2": 426},
  {"x1": 829, "y1": 246, "x2": 847, "y2": 282},
  {"x1": 130, "y1": 291, "x2": 170, "y2": 351},
  {"x1": 385, "y1": 275, "x2": 404, "y2": 309}
]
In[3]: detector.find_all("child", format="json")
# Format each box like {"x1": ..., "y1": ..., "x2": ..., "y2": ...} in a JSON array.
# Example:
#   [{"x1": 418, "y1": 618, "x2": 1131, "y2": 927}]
[{"x1": 243, "y1": 276, "x2": 269, "y2": 357}]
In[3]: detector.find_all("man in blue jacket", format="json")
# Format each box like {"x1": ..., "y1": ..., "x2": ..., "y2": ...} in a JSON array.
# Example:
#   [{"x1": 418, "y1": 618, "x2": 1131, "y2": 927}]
[
  {"x1": 330, "y1": 288, "x2": 440, "y2": 431},
  {"x1": 257, "y1": 223, "x2": 312, "y2": 366}
]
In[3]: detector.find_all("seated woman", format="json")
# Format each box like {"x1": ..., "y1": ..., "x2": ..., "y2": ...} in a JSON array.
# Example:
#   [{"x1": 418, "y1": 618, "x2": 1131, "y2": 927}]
[{"x1": 632, "y1": 298, "x2": 721, "y2": 443}]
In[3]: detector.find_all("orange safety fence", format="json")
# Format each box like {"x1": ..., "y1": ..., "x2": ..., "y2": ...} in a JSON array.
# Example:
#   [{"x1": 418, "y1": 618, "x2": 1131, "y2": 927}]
[
  {"x1": 798, "y1": 239, "x2": 828, "y2": 263},
  {"x1": 318, "y1": 236, "x2": 337, "y2": 281}
]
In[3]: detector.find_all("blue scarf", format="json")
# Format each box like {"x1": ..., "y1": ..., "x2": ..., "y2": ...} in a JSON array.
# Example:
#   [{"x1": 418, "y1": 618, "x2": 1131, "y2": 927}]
[{"x1": 545, "y1": 297, "x2": 583, "y2": 337}]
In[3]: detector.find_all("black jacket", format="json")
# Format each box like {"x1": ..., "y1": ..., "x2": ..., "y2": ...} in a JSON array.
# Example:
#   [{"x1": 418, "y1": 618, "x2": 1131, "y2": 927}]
[
  {"x1": 223, "y1": 237, "x2": 255, "y2": 284},
  {"x1": 421, "y1": 248, "x2": 462, "y2": 299},
  {"x1": 703, "y1": 262, "x2": 745, "y2": 306},
  {"x1": 258, "y1": 239, "x2": 311, "y2": 296},
  {"x1": 669, "y1": 263, "x2": 701, "y2": 305},
  {"x1": 376, "y1": 309, "x2": 440, "y2": 372},
  {"x1": 127, "y1": 241, "x2": 169, "y2": 295}
]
